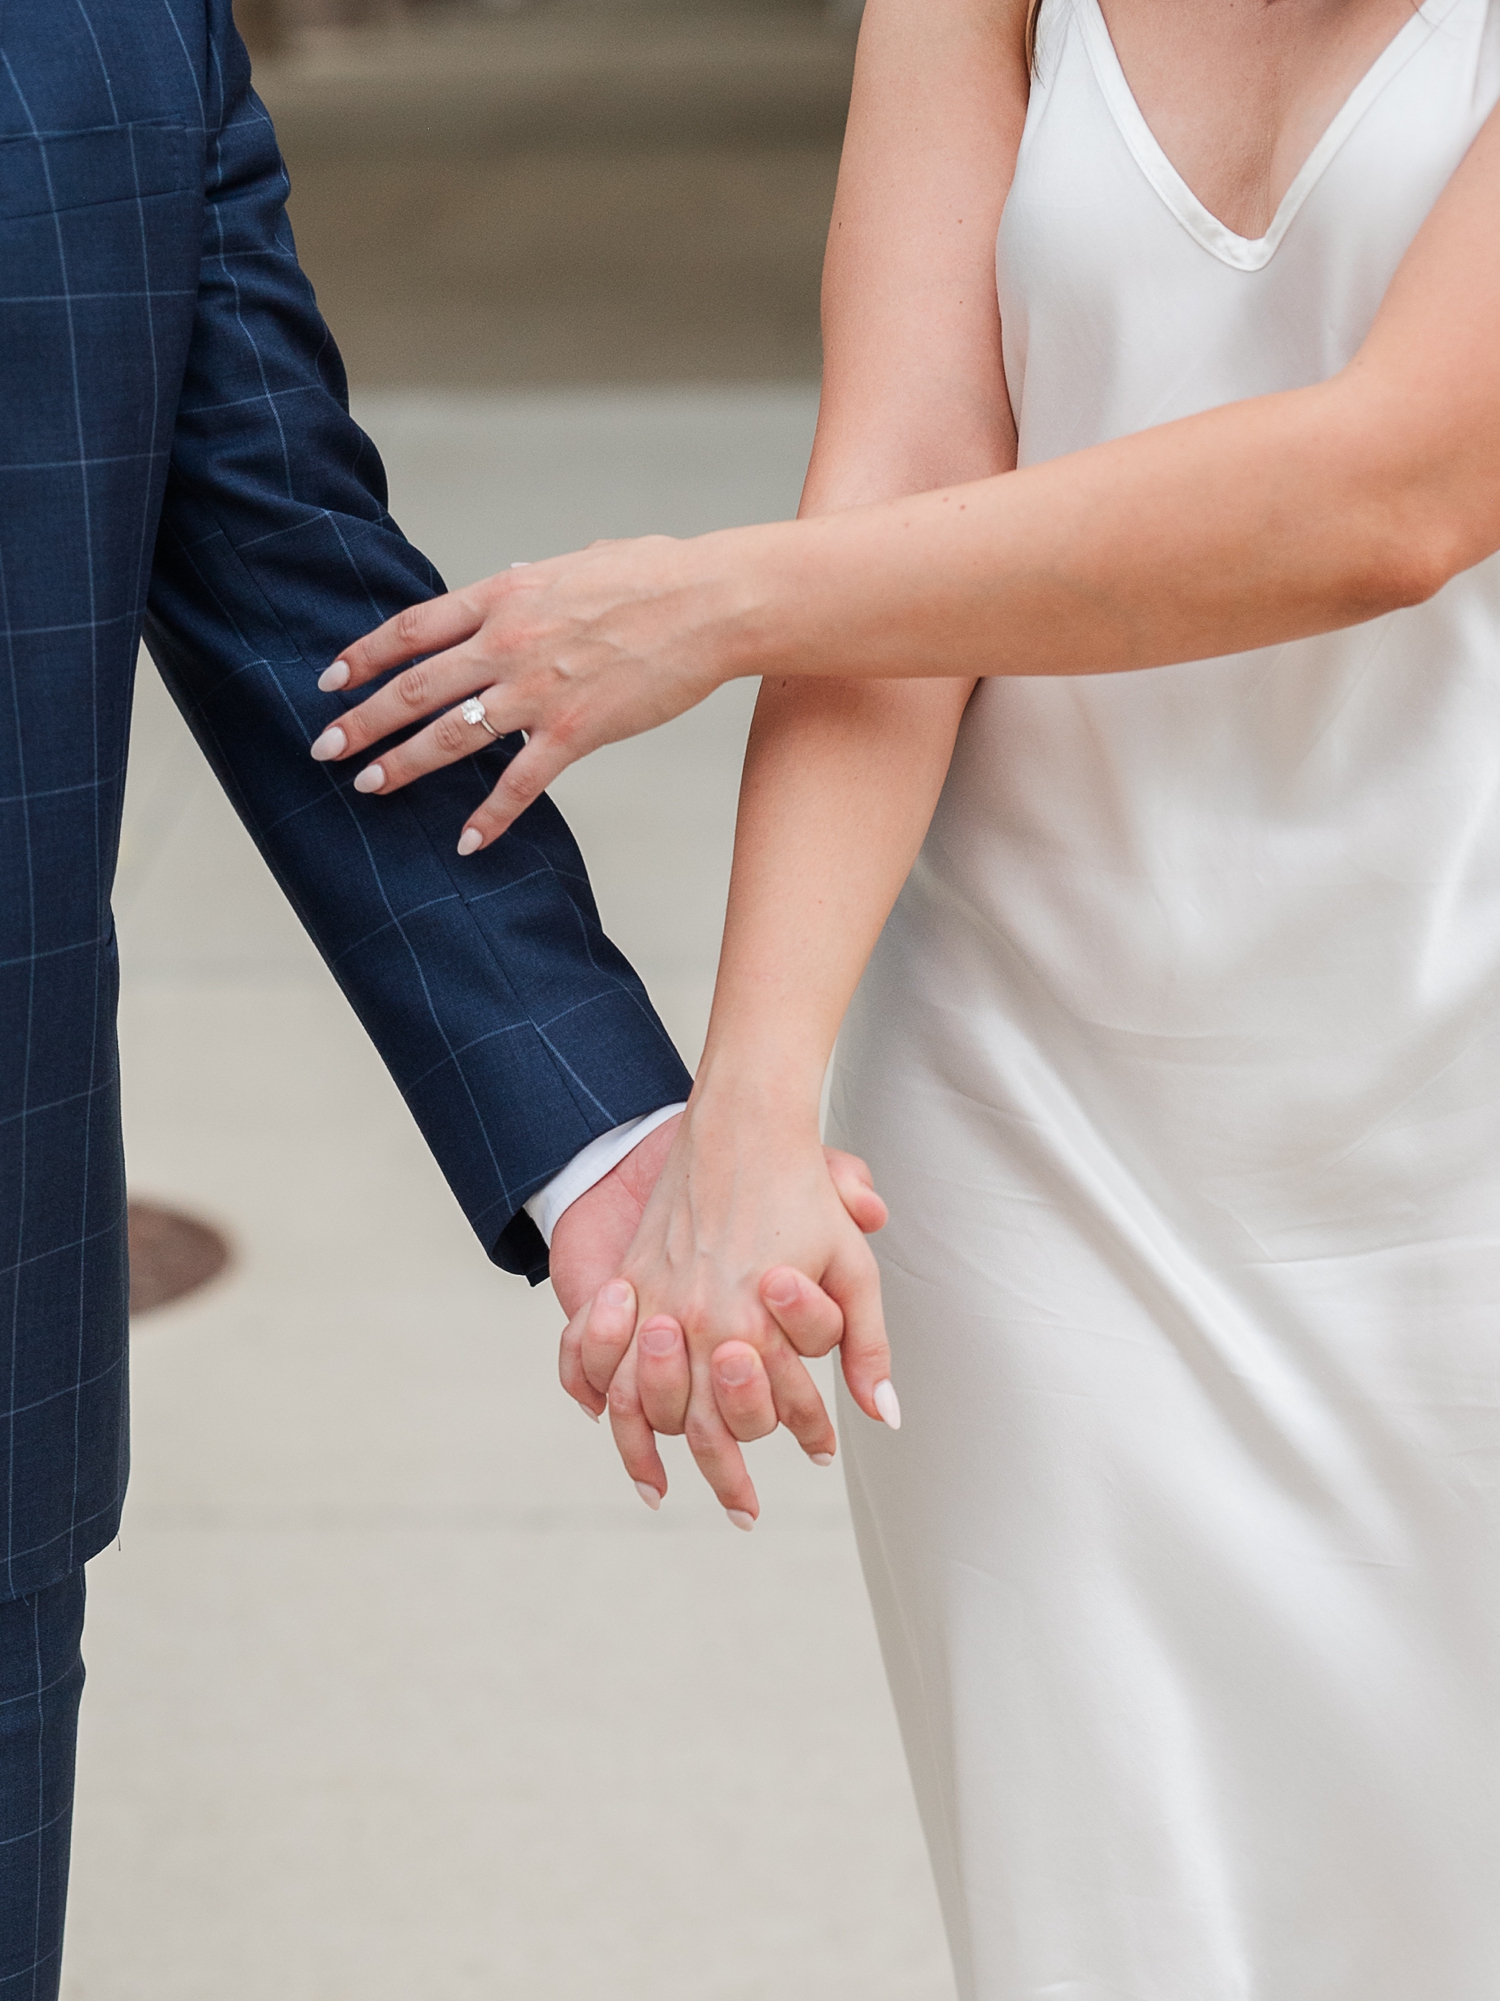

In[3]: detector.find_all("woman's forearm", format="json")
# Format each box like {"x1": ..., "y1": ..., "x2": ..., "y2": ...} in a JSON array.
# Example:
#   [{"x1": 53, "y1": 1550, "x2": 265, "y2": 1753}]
[
  {"x1": 691, "y1": 674, "x2": 973, "y2": 1122},
  {"x1": 702, "y1": 365, "x2": 1470, "y2": 691},
  {"x1": 705, "y1": 94, "x2": 1500, "y2": 693}
]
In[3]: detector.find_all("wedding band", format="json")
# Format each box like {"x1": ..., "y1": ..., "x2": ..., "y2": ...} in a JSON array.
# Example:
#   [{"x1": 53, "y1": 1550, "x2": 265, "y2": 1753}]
[{"x1": 459, "y1": 695, "x2": 499, "y2": 739}]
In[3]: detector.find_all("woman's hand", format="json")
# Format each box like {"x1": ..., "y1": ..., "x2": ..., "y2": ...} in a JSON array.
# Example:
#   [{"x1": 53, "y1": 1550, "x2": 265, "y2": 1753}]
[
  {"x1": 308, "y1": 534, "x2": 761, "y2": 851},
  {"x1": 558, "y1": 1141, "x2": 887, "y2": 1414},
  {"x1": 559, "y1": 1096, "x2": 896, "y2": 1528}
]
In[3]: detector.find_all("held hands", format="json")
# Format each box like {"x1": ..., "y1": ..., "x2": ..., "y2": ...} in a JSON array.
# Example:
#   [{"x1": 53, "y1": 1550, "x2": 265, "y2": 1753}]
[
  {"x1": 554, "y1": 1097, "x2": 897, "y2": 1529},
  {"x1": 308, "y1": 537, "x2": 751, "y2": 853}
]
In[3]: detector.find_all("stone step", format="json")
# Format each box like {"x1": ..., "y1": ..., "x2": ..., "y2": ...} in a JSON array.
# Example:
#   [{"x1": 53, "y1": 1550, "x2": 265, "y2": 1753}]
[{"x1": 254, "y1": 9, "x2": 858, "y2": 155}]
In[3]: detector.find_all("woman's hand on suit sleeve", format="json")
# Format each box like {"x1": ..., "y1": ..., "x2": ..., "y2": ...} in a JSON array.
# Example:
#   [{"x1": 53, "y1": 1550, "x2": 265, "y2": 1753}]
[{"x1": 308, "y1": 534, "x2": 761, "y2": 849}]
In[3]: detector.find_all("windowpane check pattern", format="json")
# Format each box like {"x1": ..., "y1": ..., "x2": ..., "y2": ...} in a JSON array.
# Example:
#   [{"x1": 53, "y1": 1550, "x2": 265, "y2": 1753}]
[{"x1": 0, "y1": 0, "x2": 691, "y2": 1605}]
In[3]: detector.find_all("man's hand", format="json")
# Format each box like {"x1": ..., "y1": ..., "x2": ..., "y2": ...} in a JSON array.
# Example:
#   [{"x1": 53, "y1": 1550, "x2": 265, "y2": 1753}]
[
  {"x1": 550, "y1": 1117, "x2": 888, "y2": 1460},
  {"x1": 578, "y1": 1130, "x2": 891, "y2": 1522},
  {"x1": 549, "y1": 1113, "x2": 682, "y2": 1337},
  {"x1": 555, "y1": 1109, "x2": 891, "y2": 1522}
]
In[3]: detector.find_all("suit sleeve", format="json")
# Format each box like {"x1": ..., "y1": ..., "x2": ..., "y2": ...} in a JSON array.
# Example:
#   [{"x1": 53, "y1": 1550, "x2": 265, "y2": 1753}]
[{"x1": 142, "y1": 4, "x2": 691, "y2": 1282}]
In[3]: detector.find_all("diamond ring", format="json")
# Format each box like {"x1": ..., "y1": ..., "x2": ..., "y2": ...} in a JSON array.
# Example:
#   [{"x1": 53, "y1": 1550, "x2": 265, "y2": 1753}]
[{"x1": 459, "y1": 695, "x2": 499, "y2": 739}]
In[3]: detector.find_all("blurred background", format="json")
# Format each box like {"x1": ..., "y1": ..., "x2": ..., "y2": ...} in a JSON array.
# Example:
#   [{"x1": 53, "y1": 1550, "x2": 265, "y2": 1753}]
[
  {"x1": 251, "y1": 0, "x2": 855, "y2": 383},
  {"x1": 60, "y1": 4, "x2": 957, "y2": 1998}
]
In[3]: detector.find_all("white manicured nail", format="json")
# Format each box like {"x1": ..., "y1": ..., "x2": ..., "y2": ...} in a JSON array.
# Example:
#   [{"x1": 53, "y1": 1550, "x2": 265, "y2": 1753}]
[
  {"x1": 580, "y1": 1403, "x2": 601, "y2": 1424},
  {"x1": 352, "y1": 764, "x2": 384, "y2": 794},
  {"x1": 873, "y1": 1380, "x2": 902, "y2": 1430},
  {"x1": 456, "y1": 827, "x2": 484, "y2": 857},
  {"x1": 634, "y1": 1481, "x2": 662, "y2": 1512},
  {"x1": 309, "y1": 725, "x2": 345, "y2": 761},
  {"x1": 510, "y1": 560, "x2": 531, "y2": 568},
  {"x1": 725, "y1": 1508, "x2": 756, "y2": 1533},
  {"x1": 318, "y1": 659, "x2": 350, "y2": 692},
  {"x1": 810, "y1": 1452, "x2": 835, "y2": 1468}
]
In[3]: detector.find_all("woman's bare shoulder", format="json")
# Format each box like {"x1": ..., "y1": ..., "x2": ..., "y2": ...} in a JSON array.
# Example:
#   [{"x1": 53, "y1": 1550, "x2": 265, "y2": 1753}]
[
  {"x1": 812, "y1": 0, "x2": 1031, "y2": 504},
  {"x1": 849, "y1": 0, "x2": 1031, "y2": 122}
]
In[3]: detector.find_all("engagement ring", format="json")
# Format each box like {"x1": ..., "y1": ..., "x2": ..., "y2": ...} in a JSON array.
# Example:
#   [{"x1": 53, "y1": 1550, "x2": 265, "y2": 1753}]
[{"x1": 459, "y1": 696, "x2": 499, "y2": 739}]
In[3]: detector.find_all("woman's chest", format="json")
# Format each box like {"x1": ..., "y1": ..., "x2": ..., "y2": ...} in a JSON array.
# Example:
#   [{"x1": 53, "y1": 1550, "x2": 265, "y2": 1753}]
[
  {"x1": 997, "y1": 0, "x2": 1499, "y2": 461},
  {"x1": 1095, "y1": 0, "x2": 1422, "y2": 238}
]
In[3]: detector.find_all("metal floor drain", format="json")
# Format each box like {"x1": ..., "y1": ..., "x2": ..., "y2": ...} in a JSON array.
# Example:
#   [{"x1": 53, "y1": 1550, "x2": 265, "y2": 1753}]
[{"x1": 128, "y1": 1201, "x2": 232, "y2": 1317}]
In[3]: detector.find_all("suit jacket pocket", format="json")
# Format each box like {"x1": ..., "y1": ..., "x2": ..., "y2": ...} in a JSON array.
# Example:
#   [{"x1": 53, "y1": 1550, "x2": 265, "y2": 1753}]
[{"x1": 0, "y1": 121, "x2": 191, "y2": 221}]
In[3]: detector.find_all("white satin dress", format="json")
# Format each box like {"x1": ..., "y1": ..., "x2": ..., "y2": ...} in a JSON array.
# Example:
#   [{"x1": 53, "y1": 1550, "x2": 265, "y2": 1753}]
[{"x1": 829, "y1": 1, "x2": 1500, "y2": 1994}]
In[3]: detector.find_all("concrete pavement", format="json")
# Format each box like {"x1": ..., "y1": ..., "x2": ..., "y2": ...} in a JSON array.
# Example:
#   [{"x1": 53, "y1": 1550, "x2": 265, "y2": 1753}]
[{"x1": 62, "y1": 390, "x2": 955, "y2": 2001}]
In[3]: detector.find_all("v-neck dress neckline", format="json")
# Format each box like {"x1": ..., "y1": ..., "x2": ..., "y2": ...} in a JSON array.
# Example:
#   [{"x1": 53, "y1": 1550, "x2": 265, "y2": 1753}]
[{"x1": 1074, "y1": 0, "x2": 1465, "y2": 269}]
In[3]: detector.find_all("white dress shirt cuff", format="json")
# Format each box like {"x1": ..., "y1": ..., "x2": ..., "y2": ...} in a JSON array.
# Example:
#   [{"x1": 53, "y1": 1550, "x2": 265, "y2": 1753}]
[{"x1": 523, "y1": 1102, "x2": 688, "y2": 1247}]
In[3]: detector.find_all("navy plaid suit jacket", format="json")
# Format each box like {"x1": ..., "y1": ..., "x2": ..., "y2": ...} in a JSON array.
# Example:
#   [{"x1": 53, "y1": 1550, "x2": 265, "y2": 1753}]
[{"x1": 0, "y1": 0, "x2": 692, "y2": 1599}]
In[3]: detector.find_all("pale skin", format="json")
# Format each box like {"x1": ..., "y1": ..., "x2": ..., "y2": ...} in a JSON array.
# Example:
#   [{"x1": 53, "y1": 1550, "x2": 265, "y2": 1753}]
[
  {"x1": 314, "y1": 0, "x2": 1500, "y2": 1516},
  {"x1": 548, "y1": 1113, "x2": 891, "y2": 1511}
]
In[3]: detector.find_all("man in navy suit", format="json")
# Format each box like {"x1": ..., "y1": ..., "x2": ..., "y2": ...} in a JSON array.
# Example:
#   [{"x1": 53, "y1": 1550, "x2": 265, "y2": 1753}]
[{"x1": 0, "y1": 3, "x2": 864, "y2": 1988}]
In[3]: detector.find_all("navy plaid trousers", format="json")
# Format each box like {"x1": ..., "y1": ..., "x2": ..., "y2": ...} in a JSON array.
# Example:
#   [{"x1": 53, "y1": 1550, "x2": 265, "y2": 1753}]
[
  {"x1": 1, "y1": 0, "x2": 692, "y2": 1975},
  {"x1": 0, "y1": 1574, "x2": 83, "y2": 2000}
]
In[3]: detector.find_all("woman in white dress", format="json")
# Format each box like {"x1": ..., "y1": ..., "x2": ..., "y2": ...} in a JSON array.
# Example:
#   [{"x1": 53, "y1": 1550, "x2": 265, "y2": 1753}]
[{"x1": 324, "y1": 0, "x2": 1500, "y2": 1988}]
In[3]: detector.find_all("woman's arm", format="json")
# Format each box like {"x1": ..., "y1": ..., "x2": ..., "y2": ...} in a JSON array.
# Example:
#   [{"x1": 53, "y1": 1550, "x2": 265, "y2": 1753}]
[
  {"x1": 563, "y1": 0, "x2": 1031, "y2": 1519},
  {"x1": 582, "y1": 678, "x2": 970, "y2": 1519},
  {"x1": 321, "y1": 63, "x2": 1500, "y2": 847},
  {"x1": 686, "y1": 0, "x2": 1028, "y2": 1100}
]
